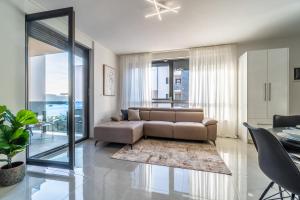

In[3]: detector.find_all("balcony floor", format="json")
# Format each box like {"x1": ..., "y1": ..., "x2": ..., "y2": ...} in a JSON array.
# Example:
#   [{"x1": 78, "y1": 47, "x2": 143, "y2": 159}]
[{"x1": 29, "y1": 131, "x2": 83, "y2": 158}]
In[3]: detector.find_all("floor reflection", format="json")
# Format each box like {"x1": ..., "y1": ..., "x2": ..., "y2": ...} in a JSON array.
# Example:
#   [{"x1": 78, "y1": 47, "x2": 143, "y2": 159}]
[
  {"x1": 130, "y1": 164, "x2": 236, "y2": 200},
  {"x1": 0, "y1": 138, "x2": 246, "y2": 200}
]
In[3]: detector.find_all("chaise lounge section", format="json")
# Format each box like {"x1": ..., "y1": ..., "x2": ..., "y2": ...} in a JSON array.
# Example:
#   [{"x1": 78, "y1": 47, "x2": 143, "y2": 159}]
[{"x1": 94, "y1": 108, "x2": 217, "y2": 147}]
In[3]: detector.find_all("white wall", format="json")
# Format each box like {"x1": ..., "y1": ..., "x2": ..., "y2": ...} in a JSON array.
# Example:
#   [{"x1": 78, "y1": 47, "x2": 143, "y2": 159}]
[
  {"x1": 0, "y1": 0, "x2": 26, "y2": 113},
  {"x1": 0, "y1": 0, "x2": 26, "y2": 164},
  {"x1": 238, "y1": 36, "x2": 300, "y2": 115},
  {"x1": 91, "y1": 41, "x2": 119, "y2": 138},
  {"x1": 29, "y1": 56, "x2": 46, "y2": 101}
]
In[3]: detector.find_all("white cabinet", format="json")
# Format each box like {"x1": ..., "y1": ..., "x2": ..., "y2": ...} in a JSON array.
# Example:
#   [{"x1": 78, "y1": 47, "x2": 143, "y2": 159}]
[
  {"x1": 247, "y1": 50, "x2": 268, "y2": 119},
  {"x1": 267, "y1": 48, "x2": 289, "y2": 118},
  {"x1": 238, "y1": 48, "x2": 289, "y2": 143}
]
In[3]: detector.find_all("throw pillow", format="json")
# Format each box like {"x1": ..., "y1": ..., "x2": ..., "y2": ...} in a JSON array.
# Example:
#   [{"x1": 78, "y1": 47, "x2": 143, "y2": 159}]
[
  {"x1": 128, "y1": 109, "x2": 141, "y2": 121},
  {"x1": 121, "y1": 109, "x2": 128, "y2": 120},
  {"x1": 111, "y1": 116, "x2": 121, "y2": 121}
]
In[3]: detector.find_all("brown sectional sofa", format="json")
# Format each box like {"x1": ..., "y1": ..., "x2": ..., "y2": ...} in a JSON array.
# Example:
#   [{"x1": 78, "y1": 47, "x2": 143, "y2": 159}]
[{"x1": 94, "y1": 108, "x2": 217, "y2": 147}]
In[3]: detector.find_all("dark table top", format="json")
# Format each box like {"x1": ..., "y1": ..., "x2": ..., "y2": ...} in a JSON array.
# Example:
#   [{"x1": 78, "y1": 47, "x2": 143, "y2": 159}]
[{"x1": 268, "y1": 127, "x2": 300, "y2": 155}]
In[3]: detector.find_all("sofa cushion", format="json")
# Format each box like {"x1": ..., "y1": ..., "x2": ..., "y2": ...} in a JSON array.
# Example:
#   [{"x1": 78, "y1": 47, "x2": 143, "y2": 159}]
[
  {"x1": 149, "y1": 111, "x2": 175, "y2": 122},
  {"x1": 143, "y1": 121, "x2": 174, "y2": 138},
  {"x1": 175, "y1": 111, "x2": 204, "y2": 123},
  {"x1": 173, "y1": 122, "x2": 207, "y2": 140},
  {"x1": 128, "y1": 109, "x2": 141, "y2": 121},
  {"x1": 94, "y1": 121, "x2": 144, "y2": 144},
  {"x1": 140, "y1": 110, "x2": 150, "y2": 121}
]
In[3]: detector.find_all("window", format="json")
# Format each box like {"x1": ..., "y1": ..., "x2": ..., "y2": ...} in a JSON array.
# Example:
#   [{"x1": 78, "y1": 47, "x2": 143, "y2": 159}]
[
  {"x1": 152, "y1": 62, "x2": 170, "y2": 99},
  {"x1": 151, "y1": 59, "x2": 189, "y2": 108}
]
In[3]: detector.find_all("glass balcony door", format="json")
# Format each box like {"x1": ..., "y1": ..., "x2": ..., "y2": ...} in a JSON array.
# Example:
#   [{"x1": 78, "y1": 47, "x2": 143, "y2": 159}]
[
  {"x1": 26, "y1": 8, "x2": 75, "y2": 169},
  {"x1": 74, "y1": 45, "x2": 89, "y2": 142}
]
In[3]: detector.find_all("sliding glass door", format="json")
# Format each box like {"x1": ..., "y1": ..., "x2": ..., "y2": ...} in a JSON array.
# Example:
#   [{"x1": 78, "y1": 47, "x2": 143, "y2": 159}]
[
  {"x1": 26, "y1": 8, "x2": 75, "y2": 169},
  {"x1": 74, "y1": 45, "x2": 89, "y2": 142}
]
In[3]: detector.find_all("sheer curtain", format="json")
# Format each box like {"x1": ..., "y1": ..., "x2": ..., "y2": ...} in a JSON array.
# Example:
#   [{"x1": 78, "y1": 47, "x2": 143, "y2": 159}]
[
  {"x1": 189, "y1": 45, "x2": 237, "y2": 138},
  {"x1": 120, "y1": 53, "x2": 152, "y2": 109}
]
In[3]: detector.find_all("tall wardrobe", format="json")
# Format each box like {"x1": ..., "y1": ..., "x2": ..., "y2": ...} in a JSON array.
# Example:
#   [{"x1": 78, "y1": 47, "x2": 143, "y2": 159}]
[{"x1": 238, "y1": 48, "x2": 289, "y2": 143}]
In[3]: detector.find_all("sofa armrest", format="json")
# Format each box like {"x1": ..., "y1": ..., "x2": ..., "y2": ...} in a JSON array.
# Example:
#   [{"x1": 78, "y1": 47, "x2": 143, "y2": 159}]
[{"x1": 202, "y1": 118, "x2": 218, "y2": 126}]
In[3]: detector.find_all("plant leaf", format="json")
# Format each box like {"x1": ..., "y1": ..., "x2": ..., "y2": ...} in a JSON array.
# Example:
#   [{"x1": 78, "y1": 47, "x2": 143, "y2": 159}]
[
  {"x1": 10, "y1": 128, "x2": 25, "y2": 142},
  {"x1": 0, "y1": 124, "x2": 13, "y2": 142},
  {"x1": 0, "y1": 106, "x2": 6, "y2": 124},
  {"x1": 0, "y1": 105, "x2": 6, "y2": 115},
  {"x1": 4, "y1": 109, "x2": 16, "y2": 125},
  {"x1": 16, "y1": 110, "x2": 38, "y2": 126},
  {"x1": 0, "y1": 141, "x2": 10, "y2": 150},
  {"x1": 12, "y1": 130, "x2": 29, "y2": 146}
]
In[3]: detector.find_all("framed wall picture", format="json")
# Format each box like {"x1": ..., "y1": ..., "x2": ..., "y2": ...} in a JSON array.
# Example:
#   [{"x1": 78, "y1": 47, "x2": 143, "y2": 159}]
[
  {"x1": 103, "y1": 64, "x2": 116, "y2": 96},
  {"x1": 295, "y1": 68, "x2": 300, "y2": 81}
]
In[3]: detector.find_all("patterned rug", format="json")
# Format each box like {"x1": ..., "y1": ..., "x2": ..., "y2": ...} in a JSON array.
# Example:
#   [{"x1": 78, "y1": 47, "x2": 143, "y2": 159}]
[{"x1": 111, "y1": 139, "x2": 232, "y2": 175}]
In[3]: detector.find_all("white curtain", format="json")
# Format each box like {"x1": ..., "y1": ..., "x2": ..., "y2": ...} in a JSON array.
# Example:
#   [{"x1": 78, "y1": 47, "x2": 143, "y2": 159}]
[
  {"x1": 189, "y1": 45, "x2": 238, "y2": 138},
  {"x1": 120, "y1": 53, "x2": 152, "y2": 109}
]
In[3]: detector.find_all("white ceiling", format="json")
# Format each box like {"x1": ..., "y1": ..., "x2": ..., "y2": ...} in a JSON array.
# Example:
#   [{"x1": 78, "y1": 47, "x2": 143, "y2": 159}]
[{"x1": 32, "y1": 0, "x2": 300, "y2": 54}]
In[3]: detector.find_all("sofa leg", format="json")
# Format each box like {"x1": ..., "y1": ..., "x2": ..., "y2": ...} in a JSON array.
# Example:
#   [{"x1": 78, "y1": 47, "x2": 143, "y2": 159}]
[
  {"x1": 94, "y1": 140, "x2": 99, "y2": 147},
  {"x1": 144, "y1": 135, "x2": 148, "y2": 139},
  {"x1": 130, "y1": 144, "x2": 133, "y2": 150}
]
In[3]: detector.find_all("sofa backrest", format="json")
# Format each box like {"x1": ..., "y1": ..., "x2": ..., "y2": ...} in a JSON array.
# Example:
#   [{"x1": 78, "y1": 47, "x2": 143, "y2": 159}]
[
  {"x1": 150, "y1": 110, "x2": 176, "y2": 122},
  {"x1": 129, "y1": 107, "x2": 204, "y2": 123}
]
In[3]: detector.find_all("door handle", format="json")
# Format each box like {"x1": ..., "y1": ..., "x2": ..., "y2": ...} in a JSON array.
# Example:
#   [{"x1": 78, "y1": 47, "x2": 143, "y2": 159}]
[
  {"x1": 264, "y1": 83, "x2": 267, "y2": 101},
  {"x1": 269, "y1": 83, "x2": 271, "y2": 101}
]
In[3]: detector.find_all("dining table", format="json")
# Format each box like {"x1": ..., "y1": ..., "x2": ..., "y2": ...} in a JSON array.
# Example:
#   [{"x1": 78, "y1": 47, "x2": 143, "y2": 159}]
[{"x1": 268, "y1": 127, "x2": 300, "y2": 162}]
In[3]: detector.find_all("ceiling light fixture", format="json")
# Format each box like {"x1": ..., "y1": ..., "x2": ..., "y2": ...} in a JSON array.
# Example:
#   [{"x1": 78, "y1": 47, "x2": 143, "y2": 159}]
[
  {"x1": 153, "y1": 0, "x2": 162, "y2": 20},
  {"x1": 145, "y1": 0, "x2": 180, "y2": 20}
]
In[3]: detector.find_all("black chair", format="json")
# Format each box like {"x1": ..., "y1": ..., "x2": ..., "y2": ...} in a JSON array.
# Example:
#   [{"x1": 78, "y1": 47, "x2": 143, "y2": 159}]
[
  {"x1": 243, "y1": 122, "x2": 300, "y2": 200},
  {"x1": 273, "y1": 115, "x2": 300, "y2": 128}
]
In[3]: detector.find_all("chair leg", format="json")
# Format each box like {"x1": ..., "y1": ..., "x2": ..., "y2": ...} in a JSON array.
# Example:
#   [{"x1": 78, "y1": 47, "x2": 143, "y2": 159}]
[
  {"x1": 279, "y1": 186, "x2": 283, "y2": 200},
  {"x1": 259, "y1": 182, "x2": 274, "y2": 200},
  {"x1": 291, "y1": 194, "x2": 295, "y2": 200},
  {"x1": 94, "y1": 140, "x2": 98, "y2": 146}
]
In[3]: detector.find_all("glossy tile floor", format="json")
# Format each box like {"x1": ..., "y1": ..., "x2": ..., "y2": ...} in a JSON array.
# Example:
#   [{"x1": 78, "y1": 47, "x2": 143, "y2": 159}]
[{"x1": 0, "y1": 138, "x2": 251, "y2": 200}]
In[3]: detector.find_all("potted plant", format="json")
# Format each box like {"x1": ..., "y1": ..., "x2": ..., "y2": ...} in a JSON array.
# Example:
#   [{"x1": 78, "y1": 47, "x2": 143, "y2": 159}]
[{"x1": 0, "y1": 105, "x2": 38, "y2": 186}]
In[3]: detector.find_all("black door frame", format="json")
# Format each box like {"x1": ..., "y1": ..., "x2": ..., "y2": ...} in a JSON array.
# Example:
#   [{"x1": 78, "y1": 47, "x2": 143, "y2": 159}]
[
  {"x1": 74, "y1": 43, "x2": 90, "y2": 143},
  {"x1": 25, "y1": 7, "x2": 76, "y2": 170}
]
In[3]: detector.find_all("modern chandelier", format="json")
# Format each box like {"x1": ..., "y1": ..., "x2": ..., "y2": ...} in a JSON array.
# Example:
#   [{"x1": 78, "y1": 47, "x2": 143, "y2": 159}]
[{"x1": 145, "y1": 0, "x2": 180, "y2": 21}]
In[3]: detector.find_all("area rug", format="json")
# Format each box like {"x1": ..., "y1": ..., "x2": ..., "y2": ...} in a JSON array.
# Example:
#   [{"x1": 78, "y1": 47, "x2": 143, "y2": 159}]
[{"x1": 111, "y1": 139, "x2": 232, "y2": 175}]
